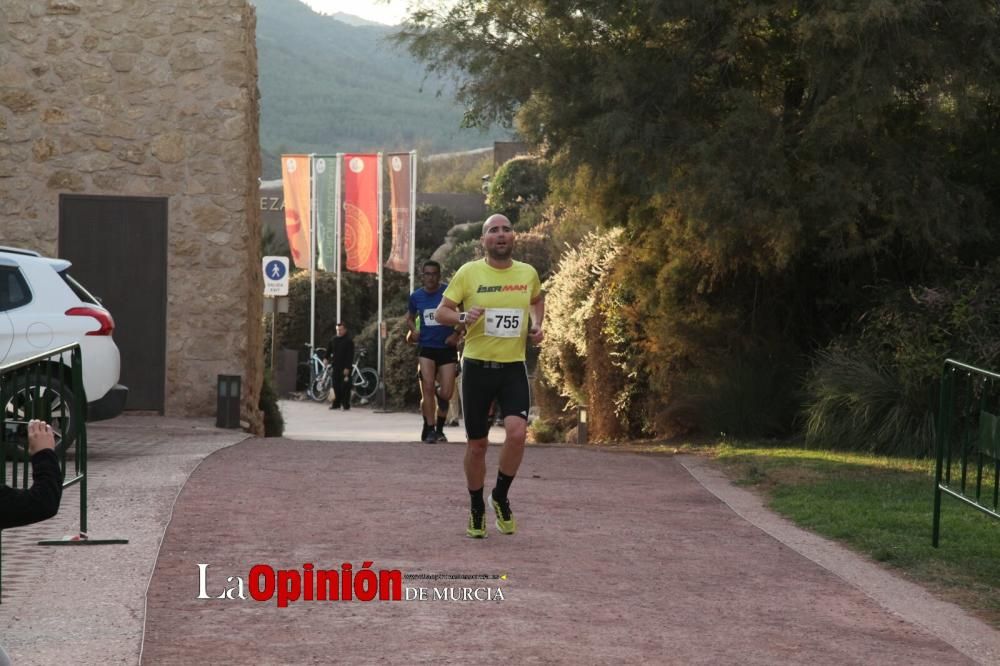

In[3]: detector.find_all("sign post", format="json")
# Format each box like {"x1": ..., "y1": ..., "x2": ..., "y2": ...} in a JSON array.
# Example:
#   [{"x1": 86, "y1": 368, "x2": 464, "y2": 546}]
[
  {"x1": 263, "y1": 256, "x2": 290, "y2": 374},
  {"x1": 262, "y1": 256, "x2": 290, "y2": 296}
]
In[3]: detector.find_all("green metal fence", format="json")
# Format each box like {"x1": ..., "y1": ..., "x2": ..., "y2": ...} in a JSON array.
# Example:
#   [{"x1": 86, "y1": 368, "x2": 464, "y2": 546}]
[
  {"x1": 932, "y1": 359, "x2": 1000, "y2": 547},
  {"x1": 0, "y1": 343, "x2": 89, "y2": 602}
]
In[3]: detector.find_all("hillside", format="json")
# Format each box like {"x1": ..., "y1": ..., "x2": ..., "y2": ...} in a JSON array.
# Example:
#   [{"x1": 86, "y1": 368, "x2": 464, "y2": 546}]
[{"x1": 251, "y1": 0, "x2": 508, "y2": 178}]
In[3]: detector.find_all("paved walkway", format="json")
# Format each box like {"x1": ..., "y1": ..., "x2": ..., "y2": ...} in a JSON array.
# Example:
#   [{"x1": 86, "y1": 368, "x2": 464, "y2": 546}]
[
  {"x1": 1, "y1": 401, "x2": 998, "y2": 664},
  {"x1": 0, "y1": 416, "x2": 248, "y2": 665}
]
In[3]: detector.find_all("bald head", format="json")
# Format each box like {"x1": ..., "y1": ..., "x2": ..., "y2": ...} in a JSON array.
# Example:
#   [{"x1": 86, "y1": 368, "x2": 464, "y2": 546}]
[
  {"x1": 482, "y1": 213, "x2": 512, "y2": 235},
  {"x1": 481, "y1": 213, "x2": 515, "y2": 264}
]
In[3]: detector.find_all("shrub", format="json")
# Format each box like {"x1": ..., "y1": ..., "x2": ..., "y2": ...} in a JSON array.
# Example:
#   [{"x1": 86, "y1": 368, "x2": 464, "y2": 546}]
[
  {"x1": 539, "y1": 228, "x2": 624, "y2": 400},
  {"x1": 678, "y1": 349, "x2": 803, "y2": 439},
  {"x1": 529, "y1": 419, "x2": 559, "y2": 444},
  {"x1": 513, "y1": 202, "x2": 546, "y2": 231},
  {"x1": 531, "y1": 372, "x2": 574, "y2": 428},
  {"x1": 259, "y1": 373, "x2": 285, "y2": 437},
  {"x1": 486, "y1": 156, "x2": 549, "y2": 222},
  {"x1": 802, "y1": 261, "x2": 1000, "y2": 456},
  {"x1": 583, "y1": 313, "x2": 628, "y2": 440},
  {"x1": 277, "y1": 271, "x2": 374, "y2": 354},
  {"x1": 274, "y1": 266, "x2": 410, "y2": 358},
  {"x1": 380, "y1": 315, "x2": 423, "y2": 409},
  {"x1": 415, "y1": 204, "x2": 457, "y2": 263},
  {"x1": 441, "y1": 238, "x2": 482, "y2": 278},
  {"x1": 514, "y1": 230, "x2": 556, "y2": 281},
  {"x1": 450, "y1": 221, "x2": 482, "y2": 245},
  {"x1": 802, "y1": 348, "x2": 935, "y2": 456}
]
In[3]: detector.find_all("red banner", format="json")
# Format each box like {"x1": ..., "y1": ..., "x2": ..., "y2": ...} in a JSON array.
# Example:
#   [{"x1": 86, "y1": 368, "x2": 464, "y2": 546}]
[
  {"x1": 281, "y1": 154, "x2": 311, "y2": 269},
  {"x1": 342, "y1": 154, "x2": 379, "y2": 273},
  {"x1": 386, "y1": 153, "x2": 411, "y2": 273}
]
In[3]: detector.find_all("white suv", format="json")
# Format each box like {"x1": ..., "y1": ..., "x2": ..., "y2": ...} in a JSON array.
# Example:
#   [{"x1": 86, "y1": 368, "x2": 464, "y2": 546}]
[{"x1": 0, "y1": 247, "x2": 127, "y2": 450}]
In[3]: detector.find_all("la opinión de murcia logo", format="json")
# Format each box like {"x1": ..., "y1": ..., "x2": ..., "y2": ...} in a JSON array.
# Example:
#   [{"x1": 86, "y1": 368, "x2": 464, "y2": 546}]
[
  {"x1": 198, "y1": 561, "x2": 402, "y2": 607},
  {"x1": 197, "y1": 563, "x2": 506, "y2": 606}
]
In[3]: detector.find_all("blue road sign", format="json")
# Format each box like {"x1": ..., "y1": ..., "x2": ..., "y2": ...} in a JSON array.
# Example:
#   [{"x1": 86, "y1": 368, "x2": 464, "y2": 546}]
[{"x1": 266, "y1": 260, "x2": 286, "y2": 281}]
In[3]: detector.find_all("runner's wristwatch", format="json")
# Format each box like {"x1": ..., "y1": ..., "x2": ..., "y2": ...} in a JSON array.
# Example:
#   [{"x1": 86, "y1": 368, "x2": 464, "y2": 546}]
[{"x1": 458, "y1": 312, "x2": 467, "y2": 323}]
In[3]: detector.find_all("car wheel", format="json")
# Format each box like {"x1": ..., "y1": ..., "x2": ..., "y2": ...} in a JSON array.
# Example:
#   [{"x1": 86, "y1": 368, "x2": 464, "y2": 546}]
[{"x1": 2, "y1": 374, "x2": 76, "y2": 459}]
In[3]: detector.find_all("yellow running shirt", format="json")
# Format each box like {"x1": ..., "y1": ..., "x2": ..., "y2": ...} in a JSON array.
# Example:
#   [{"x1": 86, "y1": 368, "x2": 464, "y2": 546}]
[{"x1": 443, "y1": 259, "x2": 541, "y2": 363}]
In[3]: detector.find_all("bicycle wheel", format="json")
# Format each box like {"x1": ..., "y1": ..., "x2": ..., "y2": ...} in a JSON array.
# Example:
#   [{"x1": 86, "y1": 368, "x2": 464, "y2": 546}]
[
  {"x1": 306, "y1": 367, "x2": 331, "y2": 402},
  {"x1": 353, "y1": 368, "x2": 379, "y2": 401}
]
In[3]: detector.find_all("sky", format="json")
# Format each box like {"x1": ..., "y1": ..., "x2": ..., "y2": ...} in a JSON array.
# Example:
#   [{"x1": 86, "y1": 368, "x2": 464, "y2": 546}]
[{"x1": 301, "y1": 0, "x2": 410, "y2": 26}]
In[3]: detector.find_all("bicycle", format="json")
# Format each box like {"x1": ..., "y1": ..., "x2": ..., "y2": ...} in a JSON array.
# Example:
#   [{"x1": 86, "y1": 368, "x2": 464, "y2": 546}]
[
  {"x1": 349, "y1": 351, "x2": 380, "y2": 403},
  {"x1": 303, "y1": 344, "x2": 330, "y2": 402},
  {"x1": 304, "y1": 345, "x2": 379, "y2": 404}
]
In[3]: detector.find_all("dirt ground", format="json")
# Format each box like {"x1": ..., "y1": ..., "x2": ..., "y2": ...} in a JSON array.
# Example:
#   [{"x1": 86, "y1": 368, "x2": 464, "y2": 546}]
[{"x1": 140, "y1": 438, "x2": 977, "y2": 665}]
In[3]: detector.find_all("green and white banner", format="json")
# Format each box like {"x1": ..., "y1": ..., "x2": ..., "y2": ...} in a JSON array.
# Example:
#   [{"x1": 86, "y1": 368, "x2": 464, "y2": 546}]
[{"x1": 313, "y1": 154, "x2": 339, "y2": 272}]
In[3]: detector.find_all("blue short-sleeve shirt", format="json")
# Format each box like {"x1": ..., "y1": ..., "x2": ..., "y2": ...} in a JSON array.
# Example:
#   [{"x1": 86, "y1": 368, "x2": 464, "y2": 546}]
[{"x1": 408, "y1": 285, "x2": 455, "y2": 349}]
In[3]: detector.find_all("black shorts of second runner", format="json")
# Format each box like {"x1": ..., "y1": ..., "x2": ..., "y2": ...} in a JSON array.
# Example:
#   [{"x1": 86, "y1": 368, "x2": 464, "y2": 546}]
[
  {"x1": 461, "y1": 359, "x2": 530, "y2": 440},
  {"x1": 418, "y1": 346, "x2": 458, "y2": 366}
]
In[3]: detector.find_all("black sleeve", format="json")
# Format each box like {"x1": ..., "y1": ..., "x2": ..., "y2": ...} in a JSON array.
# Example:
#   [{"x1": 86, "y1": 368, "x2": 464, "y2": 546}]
[
  {"x1": 0, "y1": 449, "x2": 64, "y2": 530},
  {"x1": 347, "y1": 339, "x2": 355, "y2": 362}
]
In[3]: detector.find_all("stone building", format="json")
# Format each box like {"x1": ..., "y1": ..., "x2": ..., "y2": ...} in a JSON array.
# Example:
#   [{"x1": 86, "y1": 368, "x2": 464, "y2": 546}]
[{"x1": 0, "y1": 0, "x2": 264, "y2": 432}]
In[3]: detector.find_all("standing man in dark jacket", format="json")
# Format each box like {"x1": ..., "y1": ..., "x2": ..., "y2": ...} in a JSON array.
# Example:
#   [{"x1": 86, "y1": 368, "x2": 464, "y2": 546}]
[{"x1": 328, "y1": 321, "x2": 356, "y2": 410}]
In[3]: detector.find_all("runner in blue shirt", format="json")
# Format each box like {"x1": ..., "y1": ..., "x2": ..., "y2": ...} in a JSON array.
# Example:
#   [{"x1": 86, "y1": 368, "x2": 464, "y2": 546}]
[{"x1": 407, "y1": 260, "x2": 462, "y2": 442}]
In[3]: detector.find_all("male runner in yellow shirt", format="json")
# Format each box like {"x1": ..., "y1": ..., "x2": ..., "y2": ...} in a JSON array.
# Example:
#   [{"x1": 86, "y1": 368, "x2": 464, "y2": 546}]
[{"x1": 435, "y1": 214, "x2": 544, "y2": 537}]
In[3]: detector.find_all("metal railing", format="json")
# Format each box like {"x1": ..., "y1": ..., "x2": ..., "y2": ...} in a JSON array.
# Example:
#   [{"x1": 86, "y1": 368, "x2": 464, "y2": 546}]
[
  {"x1": 932, "y1": 359, "x2": 1000, "y2": 547},
  {"x1": 0, "y1": 344, "x2": 88, "y2": 602}
]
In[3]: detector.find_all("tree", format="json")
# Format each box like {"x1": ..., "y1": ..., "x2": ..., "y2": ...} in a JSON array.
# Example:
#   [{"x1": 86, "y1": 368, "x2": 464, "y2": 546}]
[{"x1": 398, "y1": 1, "x2": 1000, "y2": 436}]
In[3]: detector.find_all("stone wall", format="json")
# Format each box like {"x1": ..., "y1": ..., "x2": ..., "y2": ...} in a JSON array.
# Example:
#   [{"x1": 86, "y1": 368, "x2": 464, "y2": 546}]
[{"x1": 0, "y1": 0, "x2": 263, "y2": 433}]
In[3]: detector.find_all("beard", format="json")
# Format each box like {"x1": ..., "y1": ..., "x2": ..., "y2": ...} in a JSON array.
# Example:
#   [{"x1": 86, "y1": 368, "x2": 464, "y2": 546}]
[{"x1": 486, "y1": 243, "x2": 513, "y2": 261}]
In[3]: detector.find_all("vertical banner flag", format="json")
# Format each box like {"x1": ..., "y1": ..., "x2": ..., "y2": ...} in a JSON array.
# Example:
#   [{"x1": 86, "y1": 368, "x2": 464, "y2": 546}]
[
  {"x1": 386, "y1": 153, "x2": 412, "y2": 273},
  {"x1": 342, "y1": 153, "x2": 379, "y2": 273},
  {"x1": 314, "y1": 155, "x2": 338, "y2": 272},
  {"x1": 281, "y1": 154, "x2": 312, "y2": 269}
]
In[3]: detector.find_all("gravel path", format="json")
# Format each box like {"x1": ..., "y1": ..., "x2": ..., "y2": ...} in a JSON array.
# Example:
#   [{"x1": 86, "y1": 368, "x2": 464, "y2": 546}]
[
  {"x1": 140, "y1": 437, "x2": 991, "y2": 665},
  {"x1": 4, "y1": 404, "x2": 998, "y2": 665}
]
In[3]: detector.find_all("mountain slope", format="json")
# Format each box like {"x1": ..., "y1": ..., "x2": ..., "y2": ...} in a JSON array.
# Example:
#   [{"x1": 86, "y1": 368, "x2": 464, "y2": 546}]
[{"x1": 252, "y1": 0, "x2": 506, "y2": 177}]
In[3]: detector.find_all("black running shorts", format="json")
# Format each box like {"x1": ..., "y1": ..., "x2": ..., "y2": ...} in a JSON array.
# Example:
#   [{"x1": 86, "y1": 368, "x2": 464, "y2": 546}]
[
  {"x1": 418, "y1": 346, "x2": 458, "y2": 366},
  {"x1": 461, "y1": 358, "x2": 530, "y2": 440}
]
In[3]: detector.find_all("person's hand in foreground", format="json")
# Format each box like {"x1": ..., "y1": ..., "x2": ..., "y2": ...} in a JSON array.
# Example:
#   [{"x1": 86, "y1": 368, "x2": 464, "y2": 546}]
[{"x1": 27, "y1": 419, "x2": 56, "y2": 456}]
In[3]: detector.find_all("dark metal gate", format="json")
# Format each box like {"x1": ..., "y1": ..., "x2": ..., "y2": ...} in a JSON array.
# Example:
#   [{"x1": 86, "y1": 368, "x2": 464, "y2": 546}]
[{"x1": 932, "y1": 359, "x2": 1000, "y2": 546}]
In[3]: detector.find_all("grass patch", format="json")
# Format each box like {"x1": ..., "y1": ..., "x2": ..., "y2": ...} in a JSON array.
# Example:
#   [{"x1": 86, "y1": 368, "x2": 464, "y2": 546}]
[{"x1": 712, "y1": 442, "x2": 1000, "y2": 627}]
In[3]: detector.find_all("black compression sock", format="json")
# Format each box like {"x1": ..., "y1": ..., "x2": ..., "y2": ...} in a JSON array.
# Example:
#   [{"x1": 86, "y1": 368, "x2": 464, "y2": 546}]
[
  {"x1": 492, "y1": 471, "x2": 515, "y2": 503},
  {"x1": 469, "y1": 487, "x2": 485, "y2": 515}
]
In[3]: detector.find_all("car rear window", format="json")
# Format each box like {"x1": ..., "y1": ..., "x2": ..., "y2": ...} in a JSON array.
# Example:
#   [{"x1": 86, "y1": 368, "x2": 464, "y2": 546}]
[
  {"x1": 59, "y1": 271, "x2": 101, "y2": 305},
  {"x1": 0, "y1": 266, "x2": 32, "y2": 311}
]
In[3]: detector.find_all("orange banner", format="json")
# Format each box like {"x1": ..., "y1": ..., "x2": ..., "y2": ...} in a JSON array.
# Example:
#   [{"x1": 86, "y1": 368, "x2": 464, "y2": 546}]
[
  {"x1": 281, "y1": 154, "x2": 311, "y2": 269},
  {"x1": 386, "y1": 153, "x2": 411, "y2": 273},
  {"x1": 343, "y1": 154, "x2": 379, "y2": 273}
]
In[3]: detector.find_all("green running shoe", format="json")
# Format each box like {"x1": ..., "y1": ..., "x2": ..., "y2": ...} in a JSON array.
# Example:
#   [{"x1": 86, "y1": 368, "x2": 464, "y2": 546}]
[
  {"x1": 466, "y1": 510, "x2": 487, "y2": 538},
  {"x1": 490, "y1": 493, "x2": 517, "y2": 535}
]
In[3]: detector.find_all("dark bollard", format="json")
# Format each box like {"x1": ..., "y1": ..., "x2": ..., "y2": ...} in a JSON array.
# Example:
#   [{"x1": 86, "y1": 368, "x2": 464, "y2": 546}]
[{"x1": 216, "y1": 374, "x2": 241, "y2": 429}]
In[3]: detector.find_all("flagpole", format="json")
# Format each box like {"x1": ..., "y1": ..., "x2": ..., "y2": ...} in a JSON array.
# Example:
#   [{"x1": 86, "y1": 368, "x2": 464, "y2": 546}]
[
  {"x1": 409, "y1": 150, "x2": 416, "y2": 293},
  {"x1": 309, "y1": 153, "x2": 317, "y2": 360},
  {"x1": 335, "y1": 153, "x2": 343, "y2": 323},
  {"x1": 377, "y1": 152, "x2": 384, "y2": 381}
]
